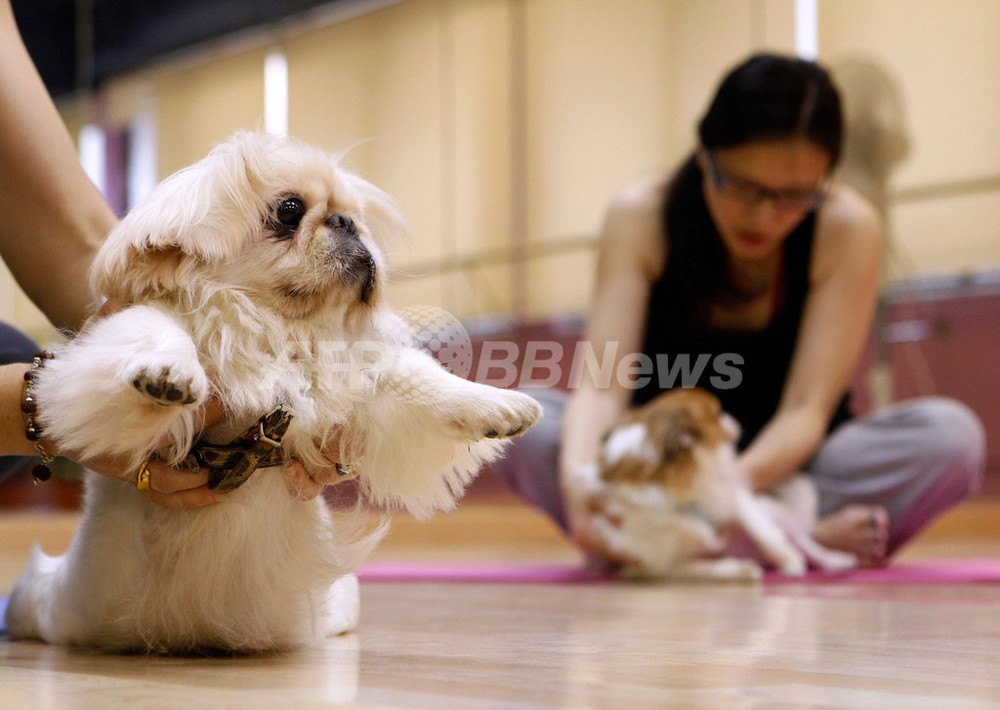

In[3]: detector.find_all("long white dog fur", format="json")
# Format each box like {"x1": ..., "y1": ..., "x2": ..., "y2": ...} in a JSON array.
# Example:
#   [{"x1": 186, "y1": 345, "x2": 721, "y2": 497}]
[{"x1": 4, "y1": 132, "x2": 541, "y2": 653}]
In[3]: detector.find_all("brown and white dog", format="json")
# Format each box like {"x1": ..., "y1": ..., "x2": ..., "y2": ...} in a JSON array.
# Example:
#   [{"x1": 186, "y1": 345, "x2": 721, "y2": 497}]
[{"x1": 583, "y1": 388, "x2": 856, "y2": 580}]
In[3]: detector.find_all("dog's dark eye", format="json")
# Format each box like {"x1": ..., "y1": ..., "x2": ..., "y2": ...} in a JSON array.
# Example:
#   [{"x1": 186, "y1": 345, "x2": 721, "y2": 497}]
[{"x1": 275, "y1": 197, "x2": 305, "y2": 227}]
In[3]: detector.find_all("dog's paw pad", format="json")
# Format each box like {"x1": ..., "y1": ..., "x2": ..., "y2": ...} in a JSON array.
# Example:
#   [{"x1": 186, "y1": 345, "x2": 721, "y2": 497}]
[
  {"x1": 718, "y1": 559, "x2": 764, "y2": 582},
  {"x1": 506, "y1": 423, "x2": 528, "y2": 437},
  {"x1": 816, "y1": 550, "x2": 859, "y2": 572},
  {"x1": 484, "y1": 423, "x2": 528, "y2": 439},
  {"x1": 132, "y1": 367, "x2": 203, "y2": 407},
  {"x1": 776, "y1": 553, "x2": 808, "y2": 577},
  {"x1": 458, "y1": 392, "x2": 542, "y2": 441}
]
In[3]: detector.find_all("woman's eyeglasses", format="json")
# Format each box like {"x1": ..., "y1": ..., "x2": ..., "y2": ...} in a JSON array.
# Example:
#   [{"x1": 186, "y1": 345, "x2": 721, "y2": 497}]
[{"x1": 704, "y1": 149, "x2": 828, "y2": 213}]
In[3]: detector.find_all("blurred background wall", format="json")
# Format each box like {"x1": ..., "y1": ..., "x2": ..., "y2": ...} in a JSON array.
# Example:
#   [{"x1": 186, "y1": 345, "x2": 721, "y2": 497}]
[{"x1": 3, "y1": 0, "x2": 999, "y2": 342}]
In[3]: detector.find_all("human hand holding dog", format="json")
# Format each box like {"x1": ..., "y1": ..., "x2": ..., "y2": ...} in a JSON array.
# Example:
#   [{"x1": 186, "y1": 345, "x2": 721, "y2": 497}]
[
  {"x1": 561, "y1": 462, "x2": 633, "y2": 570},
  {"x1": 282, "y1": 459, "x2": 360, "y2": 501},
  {"x1": 76, "y1": 444, "x2": 218, "y2": 508}
]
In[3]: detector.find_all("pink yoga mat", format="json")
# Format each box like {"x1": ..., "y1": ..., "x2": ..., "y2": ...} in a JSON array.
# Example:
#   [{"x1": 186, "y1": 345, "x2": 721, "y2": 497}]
[
  {"x1": 765, "y1": 557, "x2": 1000, "y2": 585},
  {"x1": 358, "y1": 561, "x2": 610, "y2": 584},
  {"x1": 357, "y1": 558, "x2": 1000, "y2": 584}
]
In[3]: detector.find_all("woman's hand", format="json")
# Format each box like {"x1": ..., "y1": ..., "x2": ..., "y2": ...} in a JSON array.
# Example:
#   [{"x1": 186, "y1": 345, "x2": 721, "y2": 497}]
[
  {"x1": 562, "y1": 463, "x2": 631, "y2": 572},
  {"x1": 81, "y1": 450, "x2": 218, "y2": 508},
  {"x1": 283, "y1": 459, "x2": 360, "y2": 502},
  {"x1": 38, "y1": 394, "x2": 227, "y2": 508}
]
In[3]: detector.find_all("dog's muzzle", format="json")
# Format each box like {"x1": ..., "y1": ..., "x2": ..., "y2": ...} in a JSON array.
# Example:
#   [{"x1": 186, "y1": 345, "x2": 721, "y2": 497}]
[
  {"x1": 343, "y1": 247, "x2": 377, "y2": 304},
  {"x1": 325, "y1": 214, "x2": 377, "y2": 303}
]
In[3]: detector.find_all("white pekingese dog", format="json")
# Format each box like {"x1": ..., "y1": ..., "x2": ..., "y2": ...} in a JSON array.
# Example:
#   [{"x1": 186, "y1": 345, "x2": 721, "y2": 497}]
[
  {"x1": 4, "y1": 132, "x2": 541, "y2": 653},
  {"x1": 583, "y1": 388, "x2": 856, "y2": 581}
]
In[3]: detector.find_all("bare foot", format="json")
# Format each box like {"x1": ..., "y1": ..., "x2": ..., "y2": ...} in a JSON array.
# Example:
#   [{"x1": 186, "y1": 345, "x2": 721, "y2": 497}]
[{"x1": 813, "y1": 505, "x2": 890, "y2": 569}]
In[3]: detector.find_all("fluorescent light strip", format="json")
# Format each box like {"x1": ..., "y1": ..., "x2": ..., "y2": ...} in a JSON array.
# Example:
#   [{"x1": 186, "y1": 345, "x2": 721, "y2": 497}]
[
  {"x1": 265, "y1": 50, "x2": 289, "y2": 136},
  {"x1": 127, "y1": 99, "x2": 158, "y2": 209},
  {"x1": 795, "y1": 0, "x2": 818, "y2": 60},
  {"x1": 79, "y1": 123, "x2": 107, "y2": 197}
]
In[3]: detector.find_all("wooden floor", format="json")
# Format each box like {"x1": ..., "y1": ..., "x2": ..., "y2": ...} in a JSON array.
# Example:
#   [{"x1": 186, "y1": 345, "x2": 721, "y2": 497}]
[{"x1": 1, "y1": 491, "x2": 999, "y2": 709}]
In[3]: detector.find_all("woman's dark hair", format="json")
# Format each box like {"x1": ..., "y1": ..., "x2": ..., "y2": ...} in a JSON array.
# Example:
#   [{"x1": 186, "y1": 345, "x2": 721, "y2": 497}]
[
  {"x1": 698, "y1": 53, "x2": 843, "y2": 166},
  {"x1": 664, "y1": 53, "x2": 844, "y2": 318}
]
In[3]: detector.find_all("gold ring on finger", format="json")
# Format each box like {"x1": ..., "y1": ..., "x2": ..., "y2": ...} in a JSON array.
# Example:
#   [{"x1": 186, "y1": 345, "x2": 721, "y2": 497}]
[{"x1": 136, "y1": 458, "x2": 153, "y2": 491}]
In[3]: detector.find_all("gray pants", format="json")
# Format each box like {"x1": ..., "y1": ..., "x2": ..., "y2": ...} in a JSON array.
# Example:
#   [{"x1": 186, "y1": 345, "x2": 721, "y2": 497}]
[{"x1": 494, "y1": 389, "x2": 986, "y2": 555}]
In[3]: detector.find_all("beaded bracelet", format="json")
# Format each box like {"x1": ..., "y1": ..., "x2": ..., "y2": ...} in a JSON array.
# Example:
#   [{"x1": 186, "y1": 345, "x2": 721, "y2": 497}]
[{"x1": 20, "y1": 351, "x2": 56, "y2": 484}]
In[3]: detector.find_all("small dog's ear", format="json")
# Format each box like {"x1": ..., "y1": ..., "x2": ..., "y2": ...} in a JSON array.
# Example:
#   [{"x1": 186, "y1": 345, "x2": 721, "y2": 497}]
[
  {"x1": 658, "y1": 410, "x2": 697, "y2": 465},
  {"x1": 342, "y1": 173, "x2": 409, "y2": 249},
  {"x1": 90, "y1": 133, "x2": 270, "y2": 300}
]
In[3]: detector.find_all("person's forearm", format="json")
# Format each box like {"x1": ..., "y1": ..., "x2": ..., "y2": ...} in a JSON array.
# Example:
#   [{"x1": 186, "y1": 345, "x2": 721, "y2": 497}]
[
  {"x1": 0, "y1": 1, "x2": 116, "y2": 331},
  {"x1": 559, "y1": 384, "x2": 626, "y2": 485},
  {"x1": 0, "y1": 363, "x2": 37, "y2": 456},
  {"x1": 740, "y1": 406, "x2": 827, "y2": 492}
]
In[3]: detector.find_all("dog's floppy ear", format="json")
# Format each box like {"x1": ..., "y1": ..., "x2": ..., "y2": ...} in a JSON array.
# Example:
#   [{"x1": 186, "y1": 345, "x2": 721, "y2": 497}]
[
  {"x1": 657, "y1": 410, "x2": 697, "y2": 465},
  {"x1": 90, "y1": 133, "x2": 271, "y2": 301},
  {"x1": 341, "y1": 172, "x2": 409, "y2": 250}
]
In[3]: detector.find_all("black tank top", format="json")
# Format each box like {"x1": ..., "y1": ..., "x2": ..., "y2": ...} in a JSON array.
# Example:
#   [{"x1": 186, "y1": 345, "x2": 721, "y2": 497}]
[{"x1": 631, "y1": 159, "x2": 852, "y2": 451}]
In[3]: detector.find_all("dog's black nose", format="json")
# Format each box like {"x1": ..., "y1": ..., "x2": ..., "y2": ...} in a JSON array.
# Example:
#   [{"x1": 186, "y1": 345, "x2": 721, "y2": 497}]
[{"x1": 326, "y1": 213, "x2": 357, "y2": 235}]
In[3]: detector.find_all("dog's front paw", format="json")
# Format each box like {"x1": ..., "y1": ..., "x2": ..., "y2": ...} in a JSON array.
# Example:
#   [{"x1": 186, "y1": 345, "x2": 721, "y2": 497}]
[
  {"x1": 653, "y1": 557, "x2": 764, "y2": 582},
  {"x1": 129, "y1": 362, "x2": 208, "y2": 407},
  {"x1": 450, "y1": 389, "x2": 542, "y2": 441},
  {"x1": 774, "y1": 549, "x2": 808, "y2": 577},
  {"x1": 704, "y1": 557, "x2": 765, "y2": 582},
  {"x1": 813, "y1": 548, "x2": 859, "y2": 572}
]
